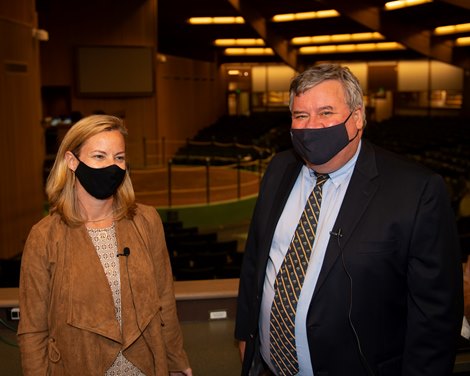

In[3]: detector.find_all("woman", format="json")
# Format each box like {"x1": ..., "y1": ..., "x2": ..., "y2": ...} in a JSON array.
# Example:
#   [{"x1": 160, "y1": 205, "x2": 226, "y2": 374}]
[{"x1": 18, "y1": 115, "x2": 192, "y2": 376}]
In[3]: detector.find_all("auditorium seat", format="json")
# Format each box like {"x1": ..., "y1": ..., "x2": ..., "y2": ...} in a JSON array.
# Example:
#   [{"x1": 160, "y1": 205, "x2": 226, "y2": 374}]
[{"x1": 0, "y1": 257, "x2": 21, "y2": 288}]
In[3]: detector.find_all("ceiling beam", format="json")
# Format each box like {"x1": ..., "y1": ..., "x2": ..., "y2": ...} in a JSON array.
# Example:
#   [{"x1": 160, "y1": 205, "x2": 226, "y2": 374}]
[
  {"x1": 226, "y1": 0, "x2": 301, "y2": 71},
  {"x1": 318, "y1": 0, "x2": 468, "y2": 69},
  {"x1": 437, "y1": 0, "x2": 470, "y2": 10}
]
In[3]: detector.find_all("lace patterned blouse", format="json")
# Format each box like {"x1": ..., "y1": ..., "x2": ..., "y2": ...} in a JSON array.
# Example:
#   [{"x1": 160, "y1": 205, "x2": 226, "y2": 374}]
[{"x1": 87, "y1": 223, "x2": 145, "y2": 376}]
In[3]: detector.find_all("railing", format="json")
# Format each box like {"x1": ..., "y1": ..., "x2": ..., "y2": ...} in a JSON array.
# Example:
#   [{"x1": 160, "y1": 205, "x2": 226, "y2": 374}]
[
  {"x1": 129, "y1": 138, "x2": 274, "y2": 207},
  {"x1": 139, "y1": 137, "x2": 273, "y2": 167}
]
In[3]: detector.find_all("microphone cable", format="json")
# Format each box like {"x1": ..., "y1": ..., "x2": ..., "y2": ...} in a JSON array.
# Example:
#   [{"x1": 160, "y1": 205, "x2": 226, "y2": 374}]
[
  {"x1": 334, "y1": 229, "x2": 376, "y2": 376},
  {"x1": 122, "y1": 248, "x2": 157, "y2": 371}
]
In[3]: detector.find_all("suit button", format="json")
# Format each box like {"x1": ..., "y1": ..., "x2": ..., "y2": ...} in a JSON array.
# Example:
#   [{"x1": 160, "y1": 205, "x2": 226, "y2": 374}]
[{"x1": 250, "y1": 334, "x2": 254, "y2": 339}]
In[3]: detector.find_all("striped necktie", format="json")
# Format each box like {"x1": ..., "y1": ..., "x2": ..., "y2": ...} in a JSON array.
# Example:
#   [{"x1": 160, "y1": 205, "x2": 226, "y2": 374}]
[{"x1": 269, "y1": 173, "x2": 329, "y2": 375}]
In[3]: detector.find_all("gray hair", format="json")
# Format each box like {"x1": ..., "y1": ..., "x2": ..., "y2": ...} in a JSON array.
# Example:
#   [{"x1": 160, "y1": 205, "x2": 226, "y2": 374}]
[{"x1": 289, "y1": 63, "x2": 366, "y2": 126}]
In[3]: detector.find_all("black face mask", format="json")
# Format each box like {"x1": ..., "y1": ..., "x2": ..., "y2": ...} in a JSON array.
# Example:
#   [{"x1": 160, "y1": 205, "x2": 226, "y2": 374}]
[
  {"x1": 74, "y1": 159, "x2": 126, "y2": 200},
  {"x1": 290, "y1": 111, "x2": 359, "y2": 165}
]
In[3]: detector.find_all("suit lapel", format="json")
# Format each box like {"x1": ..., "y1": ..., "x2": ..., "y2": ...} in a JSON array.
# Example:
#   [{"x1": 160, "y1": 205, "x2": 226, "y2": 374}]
[
  {"x1": 312, "y1": 141, "x2": 379, "y2": 298},
  {"x1": 257, "y1": 158, "x2": 303, "y2": 292}
]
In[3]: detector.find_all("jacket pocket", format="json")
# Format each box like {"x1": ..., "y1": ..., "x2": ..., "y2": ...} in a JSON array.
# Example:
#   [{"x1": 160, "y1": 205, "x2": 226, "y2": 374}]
[{"x1": 357, "y1": 239, "x2": 398, "y2": 254}]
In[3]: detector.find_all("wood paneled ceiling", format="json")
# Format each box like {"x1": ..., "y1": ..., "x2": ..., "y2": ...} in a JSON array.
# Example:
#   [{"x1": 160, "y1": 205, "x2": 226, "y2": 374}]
[{"x1": 158, "y1": 0, "x2": 470, "y2": 70}]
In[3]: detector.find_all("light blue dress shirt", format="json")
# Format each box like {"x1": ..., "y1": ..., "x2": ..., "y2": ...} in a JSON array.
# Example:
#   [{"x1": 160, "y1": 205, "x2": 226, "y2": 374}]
[{"x1": 259, "y1": 143, "x2": 361, "y2": 375}]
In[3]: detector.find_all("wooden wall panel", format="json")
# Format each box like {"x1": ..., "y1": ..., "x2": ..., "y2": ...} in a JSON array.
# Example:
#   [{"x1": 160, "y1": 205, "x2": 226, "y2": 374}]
[
  {"x1": 156, "y1": 55, "x2": 225, "y2": 144},
  {"x1": 0, "y1": 0, "x2": 35, "y2": 24},
  {"x1": 0, "y1": 2, "x2": 44, "y2": 259}
]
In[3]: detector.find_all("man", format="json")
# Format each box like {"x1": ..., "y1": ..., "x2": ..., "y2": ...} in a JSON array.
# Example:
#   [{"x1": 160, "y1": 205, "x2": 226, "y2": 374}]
[{"x1": 235, "y1": 63, "x2": 463, "y2": 376}]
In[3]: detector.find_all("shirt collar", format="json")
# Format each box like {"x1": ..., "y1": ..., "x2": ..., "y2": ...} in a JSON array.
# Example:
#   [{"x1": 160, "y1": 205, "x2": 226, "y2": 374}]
[{"x1": 307, "y1": 140, "x2": 361, "y2": 188}]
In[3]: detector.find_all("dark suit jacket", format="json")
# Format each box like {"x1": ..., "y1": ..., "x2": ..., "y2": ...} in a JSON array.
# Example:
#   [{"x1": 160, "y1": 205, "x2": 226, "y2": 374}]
[{"x1": 235, "y1": 140, "x2": 463, "y2": 376}]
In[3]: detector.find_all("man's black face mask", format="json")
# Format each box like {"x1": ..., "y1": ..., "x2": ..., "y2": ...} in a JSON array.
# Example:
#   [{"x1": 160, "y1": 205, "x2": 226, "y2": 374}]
[{"x1": 290, "y1": 111, "x2": 359, "y2": 165}]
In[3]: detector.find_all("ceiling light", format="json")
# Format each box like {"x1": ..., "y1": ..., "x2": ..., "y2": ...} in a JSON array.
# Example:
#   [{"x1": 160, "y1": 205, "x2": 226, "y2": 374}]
[
  {"x1": 294, "y1": 12, "x2": 319, "y2": 20},
  {"x1": 214, "y1": 38, "x2": 265, "y2": 47},
  {"x1": 317, "y1": 10, "x2": 340, "y2": 18},
  {"x1": 377, "y1": 42, "x2": 404, "y2": 50},
  {"x1": 331, "y1": 34, "x2": 352, "y2": 43},
  {"x1": 434, "y1": 23, "x2": 470, "y2": 35},
  {"x1": 224, "y1": 48, "x2": 274, "y2": 56},
  {"x1": 187, "y1": 17, "x2": 245, "y2": 25},
  {"x1": 228, "y1": 70, "x2": 241, "y2": 75},
  {"x1": 310, "y1": 35, "x2": 332, "y2": 44},
  {"x1": 291, "y1": 32, "x2": 384, "y2": 45},
  {"x1": 298, "y1": 42, "x2": 405, "y2": 54},
  {"x1": 351, "y1": 32, "x2": 384, "y2": 42},
  {"x1": 385, "y1": 0, "x2": 432, "y2": 11},
  {"x1": 272, "y1": 9, "x2": 339, "y2": 22},
  {"x1": 456, "y1": 37, "x2": 470, "y2": 46},
  {"x1": 272, "y1": 14, "x2": 295, "y2": 22},
  {"x1": 355, "y1": 43, "x2": 377, "y2": 51},
  {"x1": 291, "y1": 36, "x2": 314, "y2": 45}
]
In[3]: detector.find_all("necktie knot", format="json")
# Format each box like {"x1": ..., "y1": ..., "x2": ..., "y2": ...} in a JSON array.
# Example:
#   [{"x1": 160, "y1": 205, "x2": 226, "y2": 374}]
[{"x1": 314, "y1": 173, "x2": 329, "y2": 187}]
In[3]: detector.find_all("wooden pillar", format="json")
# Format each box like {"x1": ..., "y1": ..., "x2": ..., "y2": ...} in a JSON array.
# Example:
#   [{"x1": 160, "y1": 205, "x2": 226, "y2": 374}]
[{"x1": 0, "y1": 0, "x2": 45, "y2": 259}]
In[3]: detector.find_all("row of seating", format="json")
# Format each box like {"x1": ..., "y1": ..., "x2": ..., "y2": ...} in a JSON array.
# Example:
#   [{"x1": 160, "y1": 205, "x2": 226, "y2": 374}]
[
  {"x1": 171, "y1": 112, "x2": 291, "y2": 166},
  {"x1": 163, "y1": 221, "x2": 244, "y2": 281},
  {"x1": 0, "y1": 258, "x2": 21, "y2": 288},
  {"x1": 173, "y1": 143, "x2": 271, "y2": 166},
  {"x1": 193, "y1": 112, "x2": 291, "y2": 144},
  {"x1": 363, "y1": 115, "x2": 470, "y2": 214}
]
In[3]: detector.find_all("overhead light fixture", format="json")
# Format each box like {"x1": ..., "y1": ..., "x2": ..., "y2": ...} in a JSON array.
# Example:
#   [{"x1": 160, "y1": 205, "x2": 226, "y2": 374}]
[
  {"x1": 456, "y1": 37, "x2": 470, "y2": 46},
  {"x1": 291, "y1": 32, "x2": 384, "y2": 45},
  {"x1": 228, "y1": 70, "x2": 241, "y2": 75},
  {"x1": 272, "y1": 9, "x2": 339, "y2": 22},
  {"x1": 224, "y1": 48, "x2": 274, "y2": 56},
  {"x1": 214, "y1": 38, "x2": 265, "y2": 47},
  {"x1": 385, "y1": 0, "x2": 432, "y2": 11},
  {"x1": 187, "y1": 16, "x2": 245, "y2": 25},
  {"x1": 298, "y1": 42, "x2": 405, "y2": 54},
  {"x1": 32, "y1": 28, "x2": 49, "y2": 41},
  {"x1": 434, "y1": 23, "x2": 470, "y2": 35}
]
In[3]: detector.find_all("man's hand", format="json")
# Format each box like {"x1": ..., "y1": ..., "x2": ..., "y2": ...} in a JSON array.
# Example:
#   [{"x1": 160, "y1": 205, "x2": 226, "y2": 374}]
[
  {"x1": 464, "y1": 259, "x2": 470, "y2": 320},
  {"x1": 239, "y1": 340, "x2": 246, "y2": 362}
]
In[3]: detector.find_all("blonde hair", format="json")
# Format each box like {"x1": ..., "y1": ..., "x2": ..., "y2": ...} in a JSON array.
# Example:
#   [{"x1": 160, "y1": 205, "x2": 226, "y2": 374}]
[{"x1": 46, "y1": 114, "x2": 136, "y2": 226}]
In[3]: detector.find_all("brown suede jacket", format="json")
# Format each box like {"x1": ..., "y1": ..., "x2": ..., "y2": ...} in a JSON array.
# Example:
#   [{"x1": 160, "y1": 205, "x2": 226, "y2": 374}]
[{"x1": 18, "y1": 203, "x2": 190, "y2": 375}]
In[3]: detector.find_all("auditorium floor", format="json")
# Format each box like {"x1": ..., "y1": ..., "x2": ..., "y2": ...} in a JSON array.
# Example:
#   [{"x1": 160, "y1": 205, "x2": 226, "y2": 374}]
[
  {"x1": 0, "y1": 319, "x2": 241, "y2": 375},
  {"x1": 181, "y1": 319, "x2": 241, "y2": 375},
  {"x1": 4, "y1": 320, "x2": 470, "y2": 375}
]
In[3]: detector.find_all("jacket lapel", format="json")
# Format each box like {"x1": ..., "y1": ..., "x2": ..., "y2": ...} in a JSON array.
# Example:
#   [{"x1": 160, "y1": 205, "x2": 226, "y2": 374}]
[
  {"x1": 312, "y1": 141, "x2": 379, "y2": 298},
  {"x1": 116, "y1": 219, "x2": 160, "y2": 349},
  {"x1": 257, "y1": 158, "x2": 303, "y2": 291},
  {"x1": 67, "y1": 225, "x2": 122, "y2": 342},
  {"x1": 66, "y1": 218, "x2": 160, "y2": 347}
]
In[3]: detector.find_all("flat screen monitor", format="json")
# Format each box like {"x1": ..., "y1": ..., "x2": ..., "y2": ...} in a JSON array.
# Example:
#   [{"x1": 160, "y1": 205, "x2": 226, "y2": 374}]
[{"x1": 76, "y1": 46, "x2": 154, "y2": 97}]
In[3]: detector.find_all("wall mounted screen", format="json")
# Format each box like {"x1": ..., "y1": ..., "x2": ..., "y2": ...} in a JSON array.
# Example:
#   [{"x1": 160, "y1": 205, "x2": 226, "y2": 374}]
[{"x1": 76, "y1": 46, "x2": 154, "y2": 97}]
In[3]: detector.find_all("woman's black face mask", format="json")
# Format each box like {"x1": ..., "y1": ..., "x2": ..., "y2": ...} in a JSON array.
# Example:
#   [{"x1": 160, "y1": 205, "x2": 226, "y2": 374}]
[
  {"x1": 73, "y1": 157, "x2": 126, "y2": 200},
  {"x1": 290, "y1": 111, "x2": 359, "y2": 165}
]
